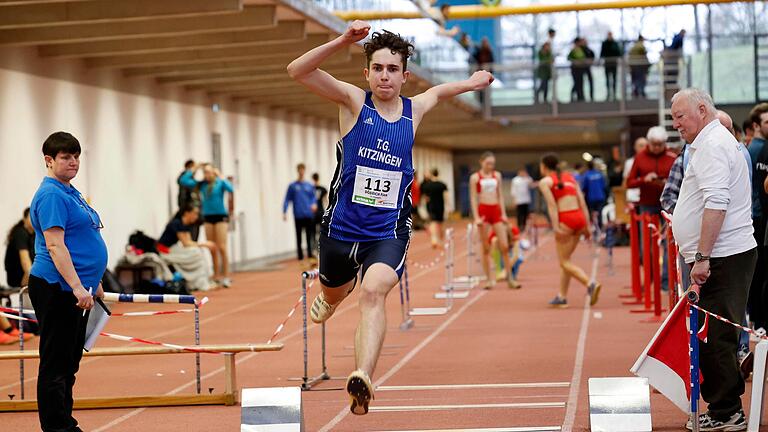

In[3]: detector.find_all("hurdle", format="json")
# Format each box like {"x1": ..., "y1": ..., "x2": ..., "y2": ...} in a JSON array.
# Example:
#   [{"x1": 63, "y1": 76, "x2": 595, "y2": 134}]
[
  {"x1": 410, "y1": 228, "x2": 454, "y2": 316},
  {"x1": 103, "y1": 292, "x2": 205, "y2": 394},
  {"x1": 450, "y1": 223, "x2": 481, "y2": 289},
  {"x1": 298, "y1": 270, "x2": 330, "y2": 390},
  {"x1": 437, "y1": 227, "x2": 469, "y2": 300},
  {"x1": 0, "y1": 343, "x2": 283, "y2": 412},
  {"x1": 398, "y1": 264, "x2": 414, "y2": 330},
  {"x1": 631, "y1": 214, "x2": 666, "y2": 319}
]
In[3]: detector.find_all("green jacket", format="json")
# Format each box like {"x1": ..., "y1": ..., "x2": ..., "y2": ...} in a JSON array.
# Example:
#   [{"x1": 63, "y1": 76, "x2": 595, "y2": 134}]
[{"x1": 537, "y1": 48, "x2": 554, "y2": 79}]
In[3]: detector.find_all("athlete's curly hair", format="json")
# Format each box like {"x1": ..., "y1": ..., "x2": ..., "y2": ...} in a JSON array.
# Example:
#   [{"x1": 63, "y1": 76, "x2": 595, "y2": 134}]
[{"x1": 363, "y1": 30, "x2": 415, "y2": 71}]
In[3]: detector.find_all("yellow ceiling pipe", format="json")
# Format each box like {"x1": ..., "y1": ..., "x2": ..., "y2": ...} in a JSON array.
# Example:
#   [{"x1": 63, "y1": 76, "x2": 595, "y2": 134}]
[{"x1": 334, "y1": 0, "x2": 753, "y2": 21}]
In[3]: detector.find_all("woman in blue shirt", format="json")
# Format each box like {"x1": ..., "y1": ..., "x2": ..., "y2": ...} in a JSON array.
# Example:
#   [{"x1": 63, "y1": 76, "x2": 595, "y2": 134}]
[
  {"x1": 29, "y1": 132, "x2": 107, "y2": 432},
  {"x1": 179, "y1": 163, "x2": 233, "y2": 287}
]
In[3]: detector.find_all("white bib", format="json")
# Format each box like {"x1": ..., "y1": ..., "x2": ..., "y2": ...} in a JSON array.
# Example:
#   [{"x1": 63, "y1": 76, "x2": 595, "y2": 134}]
[{"x1": 352, "y1": 166, "x2": 402, "y2": 209}]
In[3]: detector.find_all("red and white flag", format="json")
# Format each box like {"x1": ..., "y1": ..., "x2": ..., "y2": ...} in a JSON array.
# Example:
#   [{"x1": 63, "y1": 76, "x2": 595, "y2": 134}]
[{"x1": 630, "y1": 297, "x2": 704, "y2": 413}]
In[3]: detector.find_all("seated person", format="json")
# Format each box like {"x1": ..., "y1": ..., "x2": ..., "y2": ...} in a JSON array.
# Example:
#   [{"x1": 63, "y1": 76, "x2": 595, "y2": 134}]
[
  {"x1": 489, "y1": 223, "x2": 523, "y2": 288},
  {"x1": 2, "y1": 207, "x2": 36, "y2": 344},
  {"x1": 157, "y1": 205, "x2": 219, "y2": 292}
]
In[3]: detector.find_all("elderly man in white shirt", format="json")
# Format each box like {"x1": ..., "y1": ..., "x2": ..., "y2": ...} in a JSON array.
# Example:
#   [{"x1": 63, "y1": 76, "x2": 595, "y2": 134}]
[{"x1": 671, "y1": 88, "x2": 757, "y2": 431}]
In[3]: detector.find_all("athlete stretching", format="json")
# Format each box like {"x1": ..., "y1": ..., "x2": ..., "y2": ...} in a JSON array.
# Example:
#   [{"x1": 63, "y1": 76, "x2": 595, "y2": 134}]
[{"x1": 287, "y1": 21, "x2": 493, "y2": 415}]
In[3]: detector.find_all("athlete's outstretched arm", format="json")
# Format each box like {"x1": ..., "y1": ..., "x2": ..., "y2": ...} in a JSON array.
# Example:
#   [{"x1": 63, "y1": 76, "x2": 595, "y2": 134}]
[
  {"x1": 287, "y1": 20, "x2": 369, "y2": 108},
  {"x1": 412, "y1": 70, "x2": 494, "y2": 125}
]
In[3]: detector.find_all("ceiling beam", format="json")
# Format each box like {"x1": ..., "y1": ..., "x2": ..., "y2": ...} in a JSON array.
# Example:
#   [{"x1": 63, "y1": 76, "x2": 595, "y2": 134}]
[
  {"x1": 0, "y1": 5, "x2": 275, "y2": 46},
  {"x1": 123, "y1": 50, "x2": 357, "y2": 78},
  {"x1": 39, "y1": 20, "x2": 306, "y2": 58},
  {"x1": 86, "y1": 34, "x2": 329, "y2": 69},
  {"x1": 0, "y1": 0, "x2": 242, "y2": 29},
  {"x1": 158, "y1": 65, "x2": 362, "y2": 86},
  {"x1": 194, "y1": 73, "x2": 364, "y2": 93}
]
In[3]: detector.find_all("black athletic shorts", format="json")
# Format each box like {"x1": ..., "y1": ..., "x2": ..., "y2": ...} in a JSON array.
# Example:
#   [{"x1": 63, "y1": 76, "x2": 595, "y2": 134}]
[
  {"x1": 318, "y1": 235, "x2": 410, "y2": 288},
  {"x1": 203, "y1": 214, "x2": 229, "y2": 224}
]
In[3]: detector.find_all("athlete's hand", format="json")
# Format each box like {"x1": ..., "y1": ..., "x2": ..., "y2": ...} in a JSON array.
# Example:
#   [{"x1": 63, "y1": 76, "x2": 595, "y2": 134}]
[
  {"x1": 468, "y1": 70, "x2": 494, "y2": 91},
  {"x1": 343, "y1": 20, "x2": 371, "y2": 44},
  {"x1": 554, "y1": 224, "x2": 569, "y2": 240},
  {"x1": 474, "y1": 216, "x2": 484, "y2": 226},
  {"x1": 582, "y1": 226, "x2": 592, "y2": 241}
]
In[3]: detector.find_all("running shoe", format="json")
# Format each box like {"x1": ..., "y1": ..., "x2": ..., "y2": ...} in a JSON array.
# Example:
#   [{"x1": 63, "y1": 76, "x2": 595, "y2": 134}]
[
  {"x1": 346, "y1": 369, "x2": 374, "y2": 415},
  {"x1": 7, "y1": 328, "x2": 33, "y2": 341},
  {"x1": 310, "y1": 281, "x2": 355, "y2": 324},
  {"x1": 685, "y1": 410, "x2": 746, "y2": 431},
  {"x1": 221, "y1": 277, "x2": 232, "y2": 288},
  {"x1": 0, "y1": 331, "x2": 18, "y2": 345},
  {"x1": 588, "y1": 282, "x2": 602, "y2": 306},
  {"x1": 507, "y1": 276, "x2": 521, "y2": 289},
  {"x1": 548, "y1": 296, "x2": 568, "y2": 308}
]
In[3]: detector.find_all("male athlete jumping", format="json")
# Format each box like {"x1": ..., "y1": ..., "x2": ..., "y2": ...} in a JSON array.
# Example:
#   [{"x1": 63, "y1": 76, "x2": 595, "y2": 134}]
[{"x1": 287, "y1": 20, "x2": 493, "y2": 415}]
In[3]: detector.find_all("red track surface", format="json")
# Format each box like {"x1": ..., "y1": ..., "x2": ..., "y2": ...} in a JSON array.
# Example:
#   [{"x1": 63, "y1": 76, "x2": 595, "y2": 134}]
[{"x1": 1, "y1": 223, "x2": 766, "y2": 431}]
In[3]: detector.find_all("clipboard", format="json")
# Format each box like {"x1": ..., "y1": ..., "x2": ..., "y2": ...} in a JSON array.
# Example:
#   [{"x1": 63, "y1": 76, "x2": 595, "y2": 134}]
[{"x1": 84, "y1": 297, "x2": 111, "y2": 352}]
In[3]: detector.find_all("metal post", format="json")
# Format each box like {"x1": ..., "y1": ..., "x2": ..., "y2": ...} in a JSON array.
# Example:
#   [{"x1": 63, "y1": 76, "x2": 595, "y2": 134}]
[
  {"x1": 19, "y1": 287, "x2": 27, "y2": 400},
  {"x1": 301, "y1": 273, "x2": 309, "y2": 390},
  {"x1": 194, "y1": 302, "x2": 201, "y2": 394},
  {"x1": 445, "y1": 228, "x2": 454, "y2": 310},
  {"x1": 399, "y1": 265, "x2": 413, "y2": 330},
  {"x1": 320, "y1": 322, "x2": 328, "y2": 379},
  {"x1": 466, "y1": 223, "x2": 473, "y2": 279},
  {"x1": 690, "y1": 303, "x2": 701, "y2": 432}
]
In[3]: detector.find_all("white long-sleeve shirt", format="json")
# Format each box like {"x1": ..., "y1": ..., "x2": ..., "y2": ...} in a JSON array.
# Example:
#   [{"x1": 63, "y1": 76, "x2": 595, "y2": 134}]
[{"x1": 671, "y1": 120, "x2": 755, "y2": 263}]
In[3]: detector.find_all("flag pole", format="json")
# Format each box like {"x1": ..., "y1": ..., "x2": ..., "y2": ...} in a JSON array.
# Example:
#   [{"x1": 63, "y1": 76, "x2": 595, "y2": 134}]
[{"x1": 687, "y1": 284, "x2": 701, "y2": 432}]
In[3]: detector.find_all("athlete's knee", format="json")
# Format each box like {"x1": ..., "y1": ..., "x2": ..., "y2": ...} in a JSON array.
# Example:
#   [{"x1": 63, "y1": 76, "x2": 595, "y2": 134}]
[{"x1": 359, "y1": 283, "x2": 387, "y2": 308}]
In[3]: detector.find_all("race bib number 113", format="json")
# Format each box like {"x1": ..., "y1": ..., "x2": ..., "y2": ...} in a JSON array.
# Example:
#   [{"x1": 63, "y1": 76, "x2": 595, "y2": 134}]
[{"x1": 352, "y1": 166, "x2": 402, "y2": 209}]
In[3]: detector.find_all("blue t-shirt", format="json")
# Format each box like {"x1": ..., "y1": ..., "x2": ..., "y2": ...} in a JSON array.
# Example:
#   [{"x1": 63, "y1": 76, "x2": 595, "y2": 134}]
[
  {"x1": 30, "y1": 177, "x2": 108, "y2": 292},
  {"x1": 283, "y1": 180, "x2": 317, "y2": 219},
  {"x1": 580, "y1": 169, "x2": 607, "y2": 203},
  {"x1": 179, "y1": 172, "x2": 233, "y2": 216}
]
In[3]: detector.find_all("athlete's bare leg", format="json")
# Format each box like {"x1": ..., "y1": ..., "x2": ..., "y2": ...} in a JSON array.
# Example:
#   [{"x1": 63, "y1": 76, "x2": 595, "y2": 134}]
[
  {"x1": 204, "y1": 223, "x2": 221, "y2": 279},
  {"x1": 215, "y1": 221, "x2": 230, "y2": 277},
  {"x1": 555, "y1": 230, "x2": 590, "y2": 297},
  {"x1": 477, "y1": 223, "x2": 493, "y2": 288},
  {"x1": 321, "y1": 278, "x2": 357, "y2": 305},
  {"x1": 492, "y1": 222, "x2": 513, "y2": 279},
  {"x1": 354, "y1": 263, "x2": 399, "y2": 376}
]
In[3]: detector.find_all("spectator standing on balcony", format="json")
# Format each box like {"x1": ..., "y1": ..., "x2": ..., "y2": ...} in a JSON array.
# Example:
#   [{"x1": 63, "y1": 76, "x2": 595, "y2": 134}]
[
  {"x1": 547, "y1": 28, "x2": 556, "y2": 47},
  {"x1": 458, "y1": 32, "x2": 473, "y2": 52},
  {"x1": 629, "y1": 35, "x2": 649, "y2": 98},
  {"x1": 567, "y1": 38, "x2": 586, "y2": 102},
  {"x1": 536, "y1": 41, "x2": 554, "y2": 103},
  {"x1": 580, "y1": 38, "x2": 596, "y2": 101},
  {"x1": 670, "y1": 29, "x2": 686, "y2": 51},
  {"x1": 473, "y1": 37, "x2": 494, "y2": 104},
  {"x1": 600, "y1": 32, "x2": 622, "y2": 101}
]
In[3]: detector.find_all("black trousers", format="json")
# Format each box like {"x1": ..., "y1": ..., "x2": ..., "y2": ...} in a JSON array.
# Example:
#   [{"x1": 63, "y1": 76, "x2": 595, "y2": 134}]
[
  {"x1": 294, "y1": 217, "x2": 315, "y2": 260},
  {"x1": 604, "y1": 65, "x2": 617, "y2": 99},
  {"x1": 28, "y1": 276, "x2": 88, "y2": 432},
  {"x1": 748, "y1": 216, "x2": 766, "y2": 329},
  {"x1": 698, "y1": 248, "x2": 756, "y2": 420},
  {"x1": 516, "y1": 204, "x2": 530, "y2": 231}
]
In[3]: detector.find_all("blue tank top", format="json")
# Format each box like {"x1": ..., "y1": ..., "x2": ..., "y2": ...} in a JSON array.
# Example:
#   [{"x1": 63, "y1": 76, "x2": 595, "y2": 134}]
[{"x1": 322, "y1": 92, "x2": 415, "y2": 242}]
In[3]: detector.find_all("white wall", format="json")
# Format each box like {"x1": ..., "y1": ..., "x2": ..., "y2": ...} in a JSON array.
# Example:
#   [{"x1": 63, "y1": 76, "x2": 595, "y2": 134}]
[{"x1": 0, "y1": 47, "x2": 454, "y2": 279}]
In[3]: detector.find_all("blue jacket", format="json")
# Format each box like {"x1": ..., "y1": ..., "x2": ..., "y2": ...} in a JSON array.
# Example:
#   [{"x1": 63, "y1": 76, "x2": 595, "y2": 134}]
[
  {"x1": 580, "y1": 169, "x2": 607, "y2": 203},
  {"x1": 283, "y1": 180, "x2": 317, "y2": 219}
]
